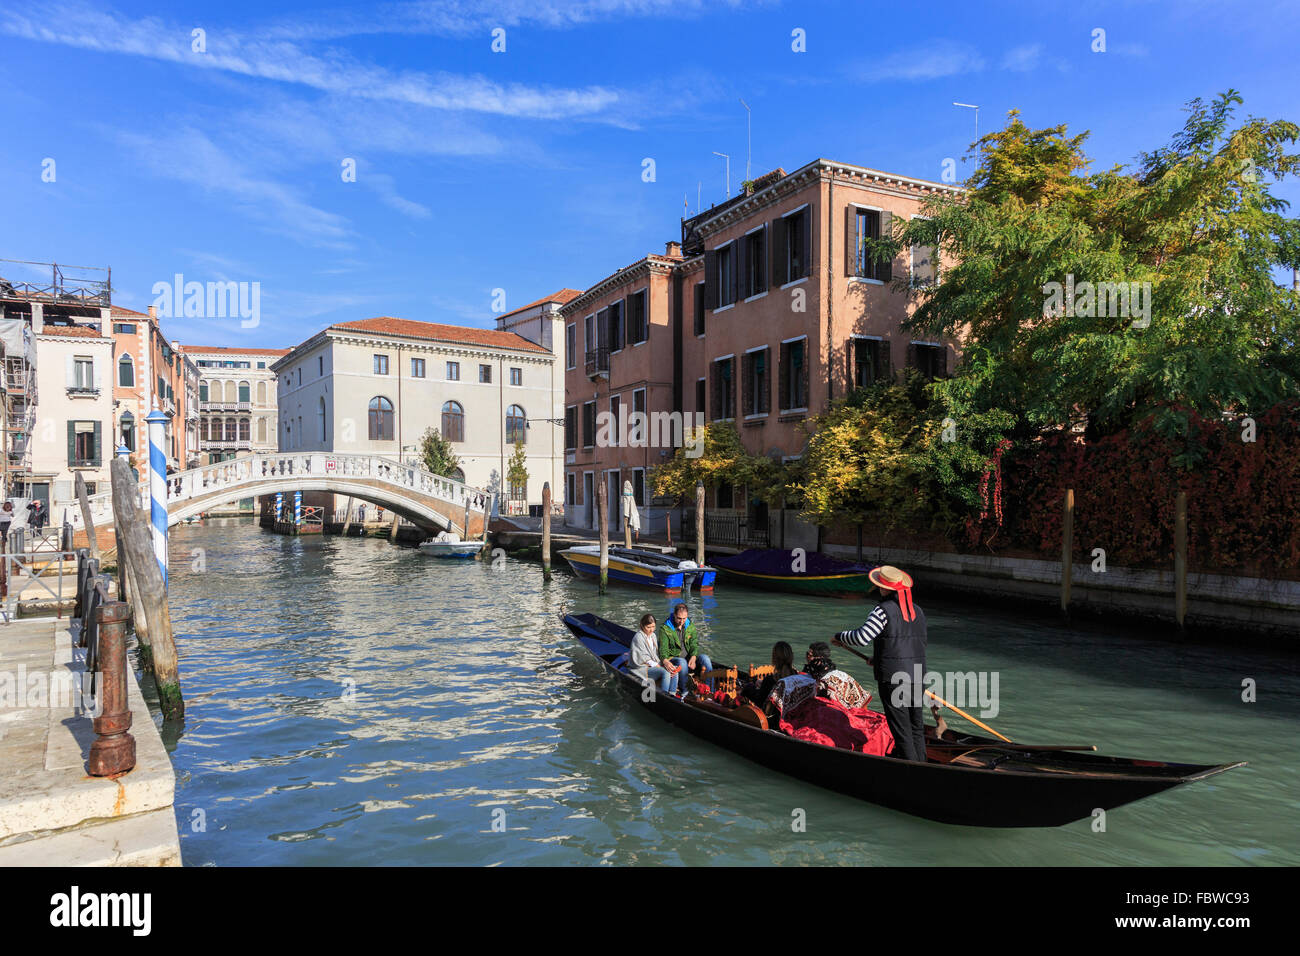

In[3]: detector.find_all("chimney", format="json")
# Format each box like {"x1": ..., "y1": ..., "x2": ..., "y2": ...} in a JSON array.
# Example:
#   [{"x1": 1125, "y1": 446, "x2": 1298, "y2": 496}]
[
  {"x1": 148, "y1": 305, "x2": 157, "y2": 321},
  {"x1": 665, "y1": 240, "x2": 682, "y2": 258}
]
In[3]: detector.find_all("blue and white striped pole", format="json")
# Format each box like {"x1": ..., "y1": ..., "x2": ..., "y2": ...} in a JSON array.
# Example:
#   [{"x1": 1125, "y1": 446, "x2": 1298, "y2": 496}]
[
  {"x1": 274, "y1": 492, "x2": 283, "y2": 522},
  {"x1": 294, "y1": 491, "x2": 302, "y2": 527},
  {"x1": 144, "y1": 410, "x2": 170, "y2": 587}
]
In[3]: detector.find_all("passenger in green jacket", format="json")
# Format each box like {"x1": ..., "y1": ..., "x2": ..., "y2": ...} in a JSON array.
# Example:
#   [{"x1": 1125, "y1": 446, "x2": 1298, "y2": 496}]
[{"x1": 658, "y1": 603, "x2": 713, "y2": 695}]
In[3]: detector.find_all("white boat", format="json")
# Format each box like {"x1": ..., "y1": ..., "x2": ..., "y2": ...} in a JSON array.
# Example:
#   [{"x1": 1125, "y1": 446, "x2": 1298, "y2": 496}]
[{"x1": 418, "y1": 531, "x2": 482, "y2": 559}]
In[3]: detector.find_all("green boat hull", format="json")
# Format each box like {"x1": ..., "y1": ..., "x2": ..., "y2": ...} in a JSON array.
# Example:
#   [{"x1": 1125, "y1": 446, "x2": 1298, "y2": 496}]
[{"x1": 715, "y1": 567, "x2": 876, "y2": 598}]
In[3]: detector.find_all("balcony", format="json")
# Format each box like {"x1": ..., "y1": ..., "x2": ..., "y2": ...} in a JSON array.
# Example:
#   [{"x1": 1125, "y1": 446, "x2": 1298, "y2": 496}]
[
  {"x1": 66, "y1": 385, "x2": 101, "y2": 398},
  {"x1": 201, "y1": 439, "x2": 252, "y2": 452},
  {"x1": 584, "y1": 347, "x2": 610, "y2": 380},
  {"x1": 200, "y1": 401, "x2": 251, "y2": 412}
]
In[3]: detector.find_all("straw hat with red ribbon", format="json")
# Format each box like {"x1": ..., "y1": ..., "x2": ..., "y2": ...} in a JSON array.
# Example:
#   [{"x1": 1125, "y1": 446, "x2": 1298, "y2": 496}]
[{"x1": 868, "y1": 565, "x2": 917, "y2": 622}]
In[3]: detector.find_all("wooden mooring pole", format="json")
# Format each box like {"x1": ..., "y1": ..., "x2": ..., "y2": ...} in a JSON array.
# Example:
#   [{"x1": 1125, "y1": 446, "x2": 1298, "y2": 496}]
[
  {"x1": 695, "y1": 481, "x2": 705, "y2": 567},
  {"x1": 597, "y1": 478, "x2": 609, "y2": 594},
  {"x1": 110, "y1": 457, "x2": 183, "y2": 721},
  {"x1": 75, "y1": 472, "x2": 100, "y2": 562},
  {"x1": 341, "y1": 496, "x2": 354, "y2": 535},
  {"x1": 541, "y1": 482, "x2": 552, "y2": 582},
  {"x1": 1060, "y1": 488, "x2": 1074, "y2": 619},
  {"x1": 1175, "y1": 491, "x2": 1188, "y2": 632}
]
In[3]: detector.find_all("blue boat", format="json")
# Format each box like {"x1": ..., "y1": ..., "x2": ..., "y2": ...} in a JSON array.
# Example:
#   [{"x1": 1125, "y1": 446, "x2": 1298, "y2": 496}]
[{"x1": 560, "y1": 546, "x2": 716, "y2": 593}]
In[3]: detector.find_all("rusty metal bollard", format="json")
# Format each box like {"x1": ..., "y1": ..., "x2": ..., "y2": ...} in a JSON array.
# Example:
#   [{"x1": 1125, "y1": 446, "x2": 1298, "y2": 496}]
[{"x1": 88, "y1": 600, "x2": 137, "y2": 776}]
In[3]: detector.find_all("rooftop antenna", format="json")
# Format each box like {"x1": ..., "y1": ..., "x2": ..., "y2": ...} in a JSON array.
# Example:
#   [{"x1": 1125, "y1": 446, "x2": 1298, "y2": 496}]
[
  {"x1": 739, "y1": 99, "x2": 752, "y2": 183},
  {"x1": 697, "y1": 181, "x2": 701, "y2": 214},
  {"x1": 712, "y1": 151, "x2": 731, "y2": 200},
  {"x1": 953, "y1": 102, "x2": 980, "y2": 143}
]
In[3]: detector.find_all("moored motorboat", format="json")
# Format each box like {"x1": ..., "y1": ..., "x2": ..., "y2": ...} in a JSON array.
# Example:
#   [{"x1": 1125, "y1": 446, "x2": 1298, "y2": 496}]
[
  {"x1": 418, "y1": 531, "x2": 482, "y2": 559},
  {"x1": 711, "y1": 548, "x2": 876, "y2": 597},
  {"x1": 560, "y1": 545, "x2": 716, "y2": 593},
  {"x1": 560, "y1": 612, "x2": 1245, "y2": 828}
]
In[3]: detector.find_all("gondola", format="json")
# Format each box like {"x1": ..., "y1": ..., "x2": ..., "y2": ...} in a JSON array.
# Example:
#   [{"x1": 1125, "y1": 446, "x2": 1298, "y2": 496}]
[
  {"x1": 561, "y1": 612, "x2": 1245, "y2": 828},
  {"x1": 711, "y1": 548, "x2": 876, "y2": 597}
]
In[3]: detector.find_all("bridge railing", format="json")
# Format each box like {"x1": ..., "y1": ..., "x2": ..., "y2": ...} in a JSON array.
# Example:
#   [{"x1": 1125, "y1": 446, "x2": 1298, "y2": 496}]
[{"x1": 60, "y1": 453, "x2": 491, "y2": 529}]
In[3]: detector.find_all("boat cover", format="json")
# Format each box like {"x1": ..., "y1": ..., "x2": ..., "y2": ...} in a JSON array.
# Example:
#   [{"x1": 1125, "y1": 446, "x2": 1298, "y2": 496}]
[{"x1": 711, "y1": 548, "x2": 873, "y2": 576}]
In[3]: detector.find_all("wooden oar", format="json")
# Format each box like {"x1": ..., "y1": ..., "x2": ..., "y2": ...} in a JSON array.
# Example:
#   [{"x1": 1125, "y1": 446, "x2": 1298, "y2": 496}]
[
  {"x1": 927, "y1": 741, "x2": 1098, "y2": 753},
  {"x1": 833, "y1": 641, "x2": 1015, "y2": 743}
]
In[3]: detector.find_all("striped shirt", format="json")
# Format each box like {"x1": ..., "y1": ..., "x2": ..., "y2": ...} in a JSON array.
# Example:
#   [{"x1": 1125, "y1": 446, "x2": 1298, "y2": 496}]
[{"x1": 836, "y1": 605, "x2": 889, "y2": 647}]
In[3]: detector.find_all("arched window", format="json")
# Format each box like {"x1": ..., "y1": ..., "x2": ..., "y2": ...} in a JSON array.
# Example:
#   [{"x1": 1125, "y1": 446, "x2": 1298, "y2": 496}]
[
  {"x1": 257, "y1": 417, "x2": 268, "y2": 443},
  {"x1": 506, "y1": 405, "x2": 527, "y2": 445},
  {"x1": 317, "y1": 397, "x2": 326, "y2": 442},
  {"x1": 239, "y1": 418, "x2": 250, "y2": 442},
  {"x1": 368, "y1": 396, "x2": 394, "y2": 441},
  {"x1": 256, "y1": 381, "x2": 266, "y2": 405},
  {"x1": 238, "y1": 380, "x2": 250, "y2": 404},
  {"x1": 120, "y1": 411, "x2": 135, "y2": 451},
  {"x1": 224, "y1": 381, "x2": 236, "y2": 403},
  {"x1": 441, "y1": 401, "x2": 464, "y2": 443},
  {"x1": 199, "y1": 381, "x2": 208, "y2": 402},
  {"x1": 118, "y1": 355, "x2": 134, "y2": 387}
]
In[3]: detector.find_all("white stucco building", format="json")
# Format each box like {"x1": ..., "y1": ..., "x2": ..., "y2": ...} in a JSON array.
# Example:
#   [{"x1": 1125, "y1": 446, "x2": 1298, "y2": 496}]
[{"x1": 31, "y1": 323, "x2": 115, "y2": 504}]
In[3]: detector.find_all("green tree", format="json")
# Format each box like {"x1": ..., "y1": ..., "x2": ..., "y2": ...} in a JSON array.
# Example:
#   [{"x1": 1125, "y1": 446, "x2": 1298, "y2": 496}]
[
  {"x1": 884, "y1": 91, "x2": 1300, "y2": 457},
  {"x1": 506, "y1": 441, "x2": 528, "y2": 498},
  {"x1": 650, "y1": 423, "x2": 781, "y2": 502},
  {"x1": 419, "y1": 427, "x2": 460, "y2": 477}
]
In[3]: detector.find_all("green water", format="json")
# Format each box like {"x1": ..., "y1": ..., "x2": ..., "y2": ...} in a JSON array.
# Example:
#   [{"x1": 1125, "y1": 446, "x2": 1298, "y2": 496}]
[{"x1": 155, "y1": 519, "x2": 1298, "y2": 865}]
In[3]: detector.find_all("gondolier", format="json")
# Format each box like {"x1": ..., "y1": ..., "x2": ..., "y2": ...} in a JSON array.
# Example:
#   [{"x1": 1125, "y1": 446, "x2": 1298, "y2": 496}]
[{"x1": 832, "y1": 565, "x2": 928, "y2": 762}]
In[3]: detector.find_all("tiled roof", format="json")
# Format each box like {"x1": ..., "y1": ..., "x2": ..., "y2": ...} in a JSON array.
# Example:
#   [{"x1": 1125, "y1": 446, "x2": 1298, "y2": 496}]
[
  {"x1": 496, "y1": 289, "x2": 583, "y2": 322},
  {"x1": 329, "y1": 317, "x2": 550, "y2": 354},
  {"x1": 110, "y1": 305, "x2": 149, "y2": 317},
  {"x1": 182, "y1": 345, "x2": 291, "y2": 356},
  {"x1": 37, "y1": 324, "x2": 107, "y2": 338}
]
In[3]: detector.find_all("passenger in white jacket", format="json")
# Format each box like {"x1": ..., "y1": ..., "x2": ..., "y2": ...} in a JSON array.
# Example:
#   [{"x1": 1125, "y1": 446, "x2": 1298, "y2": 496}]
[{"x1": 628, "y1": 613, "x2": 682, "y2": 696}]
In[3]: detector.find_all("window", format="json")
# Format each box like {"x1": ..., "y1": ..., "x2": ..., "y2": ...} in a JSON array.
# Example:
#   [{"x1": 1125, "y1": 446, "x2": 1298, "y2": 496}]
[
  {"x1": 368, "y1": 396, "x2": 395, "y2": 440},
  {"x1": 238, "y1": 382, "x2": 250, "y2": 403},
  {"x1": 608, "y1": 395, "x2": 620, "y2": 447},
  {"x1": 582, "y1": 401, "x2": 597, "y2": 447},
  {"x1": 318, "y1": 356, "x2": 324, "y2": 377},
  {"x1": 566, "y1": 473, "x2": 576, "y2": 508},
  {"x1": 446, "y1": 361, "x2": 460, "y2": 381},
  {"x1": 911, "y1": 236, "x2": 937, "y2": 288},
  {"x1": 633, "y1": 388, "x2": 646, "y2": 419},
  {"x1": 506, "y1": 405, "x2": 527, "y2": 445},
  {"x1": 565, "y1": 406, "x2": 577, "y2": 450},
  {"x1": 113, "y1": 323, "x2": 135, "y2": 334},
  {"x1": 68, "y1": 421, "x2": 101, "y2": 466},
  {"x1": 717, "y1": 480, "x2": 734, "y2": 510},
  {"x1": 849, "y1": 207, "x2": 892, "y2": 282},
  {"x1": 742, "y1": 228, "x2": 767, "y2": 298},
  {"x1": 742, "y1": 348, "x2": 770, "y2": 416},
  {"x1": 199, "y1": 382, "x2": 208, "y2": 402},
  {"x1": 716, "y1": 243, "x2": 735, "y2": 307},
  {"x1": 566, "y1": 325, "x2": 576, "y2": 369},
  {"x1": 510, "y1": 367, "x2": 522, "y2": 386},
  {"x1": 442, "y1": 401, "x2": 465, "y2": 442},
  {"x1": 607, "y1": 300, "x2": 625, "y2": 351},
  {"x1": 257, "y1": 362, "x2": 266, "y2": 369},
  {"x1": 632, "y1": 468, "x2": 646, "y2": 507},
  {"x1": 773, "y1": 206, "x2": 811, "y2": 285},
  {"x1": 225, "y1": 418, "x2": 238, "y2": 442},
  {"x1": 693, "y1": 283, "x2": 705, "y2": 336},
  {"x1": 780, "y1": 339, "x2": 808, "y2": 411},
  {"x1": 239, "y1": 419, "x2": 251, "y2": 442},
  {"x1": 118, "y1": 355, "x2": 134, "y2": 387},
  {"x1": 711, "y1": 357, "x2": 735, "y2": 420},
  {"x1": 120, "y1": 412, "x2": 135, "y2": 452},
  {"x1": 479, "y1": 364, "x2": 491, "y2": 383},
  {"x1": 318, "y1": 397, "x2": 327, "y2": 442},
  {"x1": 584, "y1": 314, "x2": 595, "y2": 359},
  {"x1": 258, "y1": 418, "x2": 268, "y2": 443},
  {"x1": 67, "y1": 357, "x2": 94, "y2": 391},
  {"x1": 374, "y1": 354, "x2": 389, "y2": 375},
  {"x1": 910, "y1": 343, "x2": 947, "y2": 381},
  {"x1": 256, "y1": 381, "x2": 266, "y2": 405},
  {"x1": 238, "y1": 362, "x2": 250, "y2": 369},
  {"x1": 628, "y1": 290, "x2": 648, "y2": 344},
  {"x1": 411, "y1": 358, "x2": 426, "y2": 378},
  {"x1": 696, "y1": 378, "x2": 706, "y2": 416},
  {"x1": 851, "y1": 338, "x2": 889, "y2": 389}
]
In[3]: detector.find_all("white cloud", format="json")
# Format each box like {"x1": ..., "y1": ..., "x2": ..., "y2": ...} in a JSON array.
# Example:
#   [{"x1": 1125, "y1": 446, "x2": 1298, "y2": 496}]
[
  {"x1": 1001, "y1": 43, "x2": 1042, "y2": 72},
  {"x1": 855, "y1": 40, "x2": 986, "y2": 82},
  {"x1": 1, "y1": 2, "x2": 622, "y2": 120},
  {"x1": 363, "y1": 172, "x2": 431, "y2": 219}
]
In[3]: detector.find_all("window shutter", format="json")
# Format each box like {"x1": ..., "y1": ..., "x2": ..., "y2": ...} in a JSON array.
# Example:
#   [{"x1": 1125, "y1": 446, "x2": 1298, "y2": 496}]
[
  {"x1": 92, "y1": 358, "x2": 101, "y2": 392},
  {"x1": 709, "y1": 363, "x2": 719, "y2": 420},
  {"x1": 779, "y1": 343, "x2": 790, "y2": 410},
  {"x1": 703, "y1": 249, "x2": 718, "y2": 310},
  {"x1": 67, "y1": 421, "x2": 76, "y2": 464},
  {"x1": 693, "y1": 283, "x2": 705, "y2": 336},
  {"x1": 799, "y1": 346, "x2": 809, "y2": 407},
  {"x1": 846, "y1": 205, "x2": 859, "y2": 275},
  {"x1": 877, "y1": 338, "x2": 892, "y2": 383},
  {"x1": 877, "y1": 211, "x2": 893, "y2": 282},
  {"x1": 800, "y1": 206, "x2": 813, "y2": 280},
  {"x1": 759, "y1": 350, "x2": 770, "y2": 413},
  {"x1": 742, "y1": 354, "x2": 753, "y2": 416},
  {"x1": 65, "y1": 354, "x2": 75, "y2": 387},
  {"x1": 847, "y1": 340, "x2": 857, "y2": 389},
  {"x1": 729, "y1": 241, "x2": 740, "y2": 304},
  {"x1": 771, "y1": 217, "x2": 787, "y2": 286},
  {"x1": 597, "y1": 308, "x2": 609, "y2": 350},
  {"x1": 92, "y1": 421, "x2": 102, "y2": 465},
  {"x1": 736, "y1": 238, "x2": 749, "y2": 301}
]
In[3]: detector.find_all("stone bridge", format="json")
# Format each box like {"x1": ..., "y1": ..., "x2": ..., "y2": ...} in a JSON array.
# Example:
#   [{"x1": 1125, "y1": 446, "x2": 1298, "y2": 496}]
[{"x1": 61, "y1": 453, "x2": 493, "y2": 538}]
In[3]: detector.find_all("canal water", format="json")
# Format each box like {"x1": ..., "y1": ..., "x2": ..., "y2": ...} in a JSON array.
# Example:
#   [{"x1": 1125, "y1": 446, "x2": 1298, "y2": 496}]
[{"x1": 153, "y1": 519, "x2": 1298, "y2": 866}]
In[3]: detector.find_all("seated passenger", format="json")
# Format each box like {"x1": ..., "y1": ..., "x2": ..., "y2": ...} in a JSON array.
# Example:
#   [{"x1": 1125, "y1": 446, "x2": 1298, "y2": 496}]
[
  {"x1": 803, "y1": 642, "x2": 871, "y2": 710},
  {"x1": 628, "y1": 613, "x2": 681, "y2": 697},
  {"x1": 658, "y1": 603, "x2": 713, "y2": 696},
  {"x1": 767, "y1": 671, "x2": 819, "y2": 719},
  {"x1": 739, "y1": 641, "x2": 799, "y2": 708}
]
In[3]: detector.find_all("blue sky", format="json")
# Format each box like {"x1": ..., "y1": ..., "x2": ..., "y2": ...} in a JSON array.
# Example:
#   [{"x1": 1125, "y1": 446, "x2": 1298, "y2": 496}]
[{"x1": 2, "y1": 0, "x2": 1297, "y2": 349}]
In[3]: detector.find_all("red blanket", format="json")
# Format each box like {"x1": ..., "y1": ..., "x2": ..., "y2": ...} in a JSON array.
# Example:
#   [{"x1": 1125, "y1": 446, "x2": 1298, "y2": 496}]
[{"x1": 779, "y1": 697, "x2": 895, "y2": 756}]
